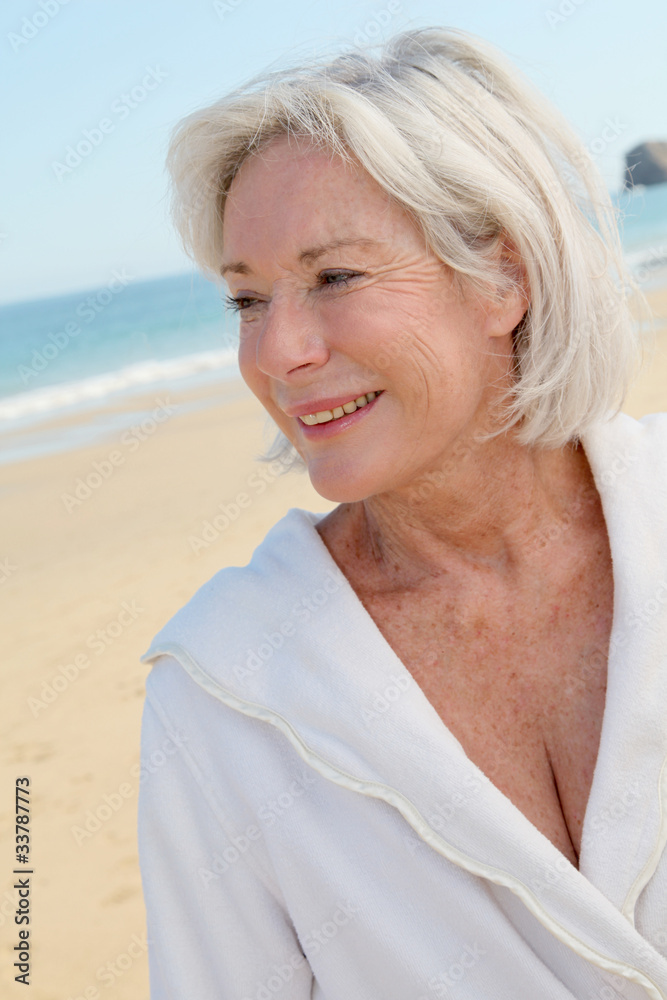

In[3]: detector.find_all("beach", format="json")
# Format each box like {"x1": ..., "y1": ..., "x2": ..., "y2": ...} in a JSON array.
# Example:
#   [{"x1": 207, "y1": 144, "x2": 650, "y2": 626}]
[
  {"x1": 2, "y1": 286, "x2": 666, "y2": 999},
  {"x1": 1, "y1": 377, "x2": 334, "y2": 999}
]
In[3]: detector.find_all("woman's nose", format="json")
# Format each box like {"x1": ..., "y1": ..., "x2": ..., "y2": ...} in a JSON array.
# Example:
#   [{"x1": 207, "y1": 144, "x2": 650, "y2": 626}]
[{"x1": 252, "y1": 295, "x2": 330, "y2": 381}]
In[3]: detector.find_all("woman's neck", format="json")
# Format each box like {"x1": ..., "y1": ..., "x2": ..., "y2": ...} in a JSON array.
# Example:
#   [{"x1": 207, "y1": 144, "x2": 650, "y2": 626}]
[{"x1": 317, "y1": 433, "x2": 600, "y2": 591}]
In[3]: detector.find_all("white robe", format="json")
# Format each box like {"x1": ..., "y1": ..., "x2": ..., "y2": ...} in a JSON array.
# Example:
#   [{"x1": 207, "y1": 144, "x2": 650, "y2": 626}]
[{"x1": 138, "y1": 411, "x2": 667, "y2": 999}]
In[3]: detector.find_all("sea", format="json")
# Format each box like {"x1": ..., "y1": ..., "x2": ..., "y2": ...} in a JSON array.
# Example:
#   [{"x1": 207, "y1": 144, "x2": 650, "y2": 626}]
[
  {"x1": 0, "y1": 271, "x2": 241, "y2": 465},
  {"x1": 1, "y1": 183, "x2": 667, "y2": 466}
]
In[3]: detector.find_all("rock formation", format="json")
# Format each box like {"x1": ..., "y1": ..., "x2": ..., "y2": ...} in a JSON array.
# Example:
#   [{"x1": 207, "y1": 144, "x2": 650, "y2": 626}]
[{"x1": 624, "y1": 142, "x2": 667, "y2": 188}]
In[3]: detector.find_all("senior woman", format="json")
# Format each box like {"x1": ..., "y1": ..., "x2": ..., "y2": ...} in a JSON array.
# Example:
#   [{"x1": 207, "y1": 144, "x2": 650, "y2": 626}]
[{"x1": 138, "y1": 27, "x2": 667, "y2": 1000}]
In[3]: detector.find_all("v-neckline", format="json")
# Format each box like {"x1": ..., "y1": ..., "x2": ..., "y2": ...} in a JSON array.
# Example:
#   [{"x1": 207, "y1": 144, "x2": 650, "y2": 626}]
[{"x1": 301, "y1": 443, "x2": 618, "y2": 874}]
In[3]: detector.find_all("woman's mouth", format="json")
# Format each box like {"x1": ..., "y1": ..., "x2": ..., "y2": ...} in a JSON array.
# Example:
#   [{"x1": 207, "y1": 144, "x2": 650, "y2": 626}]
[
  {"x1": 296, "y1": 390, "x2": 384, "y2": 439},
  {"x1": 298, "y1": 391, "x2": 383, "y2": 426}
]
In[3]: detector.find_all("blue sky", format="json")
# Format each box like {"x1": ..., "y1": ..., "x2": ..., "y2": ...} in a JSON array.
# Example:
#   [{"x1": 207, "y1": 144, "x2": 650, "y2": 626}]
[{"x1": 1, "y1": 0, "x2": 666, "y2": 305}]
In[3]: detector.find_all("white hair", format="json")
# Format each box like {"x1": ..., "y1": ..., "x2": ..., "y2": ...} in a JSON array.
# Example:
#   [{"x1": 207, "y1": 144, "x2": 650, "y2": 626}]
[{"x1": 167, "y1": 27, "x2": 645, "y2": 451}]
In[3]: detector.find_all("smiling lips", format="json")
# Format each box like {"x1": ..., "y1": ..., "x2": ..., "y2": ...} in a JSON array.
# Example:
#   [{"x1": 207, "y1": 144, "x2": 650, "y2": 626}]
[{"x1": 299, "y1": 391, "x2": 383, "y2": 426}]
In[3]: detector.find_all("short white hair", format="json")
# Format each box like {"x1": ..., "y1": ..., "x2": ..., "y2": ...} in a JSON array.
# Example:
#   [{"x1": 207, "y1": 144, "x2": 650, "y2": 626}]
[{"x1": 167, "y1": 27, "x2": 645, "y2": 450}]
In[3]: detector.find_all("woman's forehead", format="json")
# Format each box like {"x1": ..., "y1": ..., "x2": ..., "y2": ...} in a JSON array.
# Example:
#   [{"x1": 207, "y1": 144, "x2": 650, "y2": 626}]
[
  {"x1": 222, "y1": 138, "x2": 414, "y2": 269},
  {"x1": 227, "y1": 136, "x2": 388, "y2": 216}
]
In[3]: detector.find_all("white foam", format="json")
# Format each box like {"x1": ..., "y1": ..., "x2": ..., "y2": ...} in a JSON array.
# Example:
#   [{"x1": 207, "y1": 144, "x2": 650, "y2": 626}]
[{"x1": 0, "y1": 349, "x2": 239, "y2": 424}]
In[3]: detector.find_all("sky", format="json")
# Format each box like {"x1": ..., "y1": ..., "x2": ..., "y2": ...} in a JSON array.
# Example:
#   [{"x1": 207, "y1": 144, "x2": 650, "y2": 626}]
[{"x1": 1, "y1": 0, "x2": 666, "y2": 306}]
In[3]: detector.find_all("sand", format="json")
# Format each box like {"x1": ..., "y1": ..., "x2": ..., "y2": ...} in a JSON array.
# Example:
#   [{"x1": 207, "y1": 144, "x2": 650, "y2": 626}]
[
  {"x1": 1, "y1": 381, "x2": 334, "y2": 999},
  {"x1": 2, "y1": 287, "x2": 666, "y2": 998}
]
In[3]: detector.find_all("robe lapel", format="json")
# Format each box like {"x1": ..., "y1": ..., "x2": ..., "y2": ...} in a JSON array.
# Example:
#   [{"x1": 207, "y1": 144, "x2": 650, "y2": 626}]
[{"x1": 578, "y1": 415, "x2": 667, "y2": 922}]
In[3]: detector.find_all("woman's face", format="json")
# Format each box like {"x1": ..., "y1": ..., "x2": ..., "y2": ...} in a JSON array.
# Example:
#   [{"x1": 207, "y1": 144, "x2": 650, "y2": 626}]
[{"x1": 222, "y1": 136, "x2": 526, "y2": 502}]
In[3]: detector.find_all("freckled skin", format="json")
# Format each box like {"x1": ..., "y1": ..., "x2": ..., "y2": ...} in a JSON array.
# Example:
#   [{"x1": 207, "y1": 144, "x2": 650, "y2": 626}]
[
  {"x1": 222, "y1": 136, "x2": 613, "y2": 868},
  {"x1": 346, "y1": 534, "x2": 612, "y2": 868}
]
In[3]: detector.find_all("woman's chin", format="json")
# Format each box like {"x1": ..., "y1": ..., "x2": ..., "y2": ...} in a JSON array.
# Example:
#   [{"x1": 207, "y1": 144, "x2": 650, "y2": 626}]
[
  {"x1": 305, "y1": 456, "x2": 384, "y2": 505},
  {"x1": 309, "y1": 478, "x2": 375, "y2": 505}
]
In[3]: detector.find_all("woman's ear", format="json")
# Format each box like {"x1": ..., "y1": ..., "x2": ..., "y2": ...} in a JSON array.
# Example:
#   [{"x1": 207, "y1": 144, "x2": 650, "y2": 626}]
[{"x1": 484, "y1": 236, "x2": 530, "y2": 338}]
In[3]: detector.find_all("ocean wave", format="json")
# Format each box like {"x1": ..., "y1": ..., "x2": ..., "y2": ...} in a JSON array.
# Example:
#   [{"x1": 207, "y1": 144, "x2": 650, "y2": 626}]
[{"x1": 0, "y1": 348, "x2": 239, "y2": 424}]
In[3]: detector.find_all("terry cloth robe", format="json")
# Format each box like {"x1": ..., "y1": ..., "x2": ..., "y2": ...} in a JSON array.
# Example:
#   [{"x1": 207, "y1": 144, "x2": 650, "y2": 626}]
[{"x1": 138, "y1": 411, "x2": 667, "y2": 1000}]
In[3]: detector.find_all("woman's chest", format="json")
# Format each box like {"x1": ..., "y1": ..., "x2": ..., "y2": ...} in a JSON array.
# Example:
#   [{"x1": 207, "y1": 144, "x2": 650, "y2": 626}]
[{"x1": 359, "y1": 577, "x2": 613, "y2": 867}]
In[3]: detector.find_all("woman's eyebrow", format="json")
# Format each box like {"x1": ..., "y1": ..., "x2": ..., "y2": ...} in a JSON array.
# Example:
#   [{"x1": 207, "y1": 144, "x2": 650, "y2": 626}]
[
  {"x1": 297, "y1": 237, "x2": 382, "y2": 266},
  {"x1": 220, "y1": 259, "x2": 251, "y2": 278},
  {"x1": 220, "y1": 237, "x2": 381, "y2": 277}
]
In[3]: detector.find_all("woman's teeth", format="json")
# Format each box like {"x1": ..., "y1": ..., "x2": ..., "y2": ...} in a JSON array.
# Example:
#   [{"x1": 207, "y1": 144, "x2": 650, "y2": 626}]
[{"x1": 299, "y1": 391, "x2": 381, "y2": 426}]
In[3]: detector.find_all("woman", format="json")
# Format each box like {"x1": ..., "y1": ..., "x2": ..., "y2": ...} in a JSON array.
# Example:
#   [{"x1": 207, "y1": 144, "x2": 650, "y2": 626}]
[{"x1": 138, "y1": 27, "x2": 667, "y2": 1000}]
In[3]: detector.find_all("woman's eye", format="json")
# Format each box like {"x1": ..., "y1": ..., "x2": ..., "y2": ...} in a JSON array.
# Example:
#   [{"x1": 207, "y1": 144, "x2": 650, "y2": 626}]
[
  {"x1": 319, "y1": 270, "x2": 363, "y2": 287},
  {"x1": 225, "y1": 294, "x2": 259, "y2": 312},
  {"x1": 225, "y1": 271, "x2": 363, "y2": 312}
]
